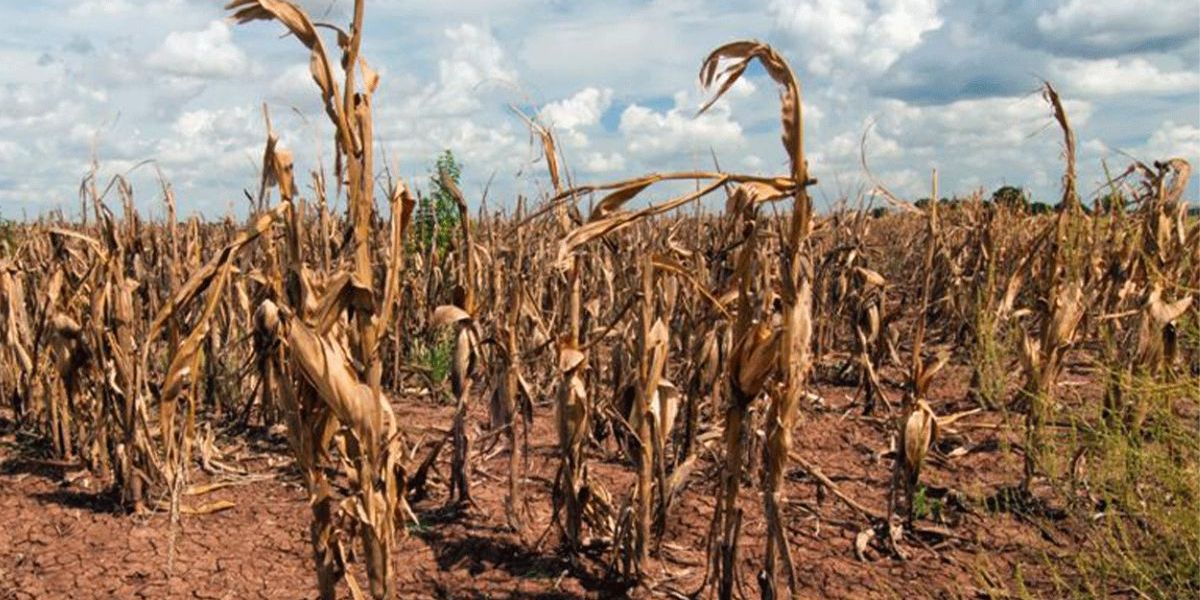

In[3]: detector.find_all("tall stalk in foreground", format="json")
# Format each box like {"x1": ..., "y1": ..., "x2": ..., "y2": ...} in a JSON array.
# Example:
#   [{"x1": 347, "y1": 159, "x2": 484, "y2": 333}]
[
  {"x1": 714, "y1": 190, "x2": 770, "y2": 600},
  {"x1": 229, "y1": 1, "x2": 407, "y2": 597},
  {"x1": 697, "y1": 41, "x2": 815, "y2": 600}
]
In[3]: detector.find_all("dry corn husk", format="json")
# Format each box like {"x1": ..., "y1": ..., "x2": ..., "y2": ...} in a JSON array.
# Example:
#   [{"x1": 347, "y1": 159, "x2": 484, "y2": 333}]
[
  {"x1": 903, "y1": 400, "x2": 939, "y2": 480},
  {"x1": 730, "y1": 320, "x2": 779, "y2": 401},
  {"x1": 287, "y1": 319, "x2": 394, "y2": 454}
]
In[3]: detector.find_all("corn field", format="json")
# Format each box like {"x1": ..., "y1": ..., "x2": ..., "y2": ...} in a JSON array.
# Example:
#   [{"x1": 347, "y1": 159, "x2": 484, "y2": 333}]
[{"x1": 1, "y1": 2, "x2": 1197, "y2": 599}]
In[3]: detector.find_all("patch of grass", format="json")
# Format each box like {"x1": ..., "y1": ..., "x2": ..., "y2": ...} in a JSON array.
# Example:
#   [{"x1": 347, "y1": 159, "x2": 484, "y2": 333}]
[
  {"x1": 972, "y1": 555, "x2": 1038, "y2": 600},
  {"x1": 1056, "y1": 374, "x2": 1200, "y2": 598},
  {"x1": 967, "y1": 241, "x2": 1010, "y2": 411},
  {"x1": 969, "y1": 301, "x2": 1013, "y2": 412}
]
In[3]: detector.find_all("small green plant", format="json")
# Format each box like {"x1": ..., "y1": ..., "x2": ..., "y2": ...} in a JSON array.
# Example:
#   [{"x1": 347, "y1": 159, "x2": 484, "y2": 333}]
[
  {"x1": 406, "y1": 520, "x2": 432, "y2": 539},
  {"x1": 912, "y1": 484, "x2": 930, "y2": 520},
  {"x1": 409, "y1": 331, "x2": 455, "y2": 387},
  {"x1": 910, "y1": 484, "x2": 943, "y2": 521}
]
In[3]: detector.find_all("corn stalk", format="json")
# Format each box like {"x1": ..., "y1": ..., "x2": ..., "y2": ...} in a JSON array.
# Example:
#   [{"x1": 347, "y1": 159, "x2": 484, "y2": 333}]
[{"x1": 228, "y1": 2, "x2": 405, "y2": 597}]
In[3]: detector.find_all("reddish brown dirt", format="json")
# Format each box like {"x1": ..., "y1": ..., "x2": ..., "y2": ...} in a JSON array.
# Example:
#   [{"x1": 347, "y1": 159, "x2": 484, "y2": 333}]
[{"x1": 0, "y1": 364, "x2": 1088, "y2": 599}]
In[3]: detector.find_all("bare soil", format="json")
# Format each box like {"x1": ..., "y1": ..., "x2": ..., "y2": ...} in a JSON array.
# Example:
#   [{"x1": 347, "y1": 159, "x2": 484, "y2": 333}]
[{"x1": 0, "y1": 363, "x2": 1088, "y2": 599}]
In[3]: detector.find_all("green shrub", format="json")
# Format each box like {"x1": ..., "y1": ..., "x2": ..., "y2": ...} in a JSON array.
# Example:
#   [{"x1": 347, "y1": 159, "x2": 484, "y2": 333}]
[{"x1": 411, "y1": 149, "x2": 463, "y2": 256}]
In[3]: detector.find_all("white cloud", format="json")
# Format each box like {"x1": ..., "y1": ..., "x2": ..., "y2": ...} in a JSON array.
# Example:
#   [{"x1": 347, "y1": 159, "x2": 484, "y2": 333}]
[
  {"x1": 374, "y1": 107, "x2": 526, "y2": 189},
  {"x1": 147, "y1": 20, "x2": 248, "y2": 79},
  {"x1": 727, "y1": 77, "x2": 758, "y2": 99},
  {"x1": 0, "y1": 38, "x2": 139, "y2": 211},
  {"x1": 413, "y1": 23, "x2": 518, "y2": 116},
  {"x1": 439, "y1": 120, "x2": 520, "y2": 168},
  {"x1": 582, "y1": 151, "x2": 625, "y2": 173},
  {"x1": 861, "y1": 0, "x2": 944, "y2": 74},
  {"x1": 741, "y1": 154, "x2": 764, "y2": 171},
  {"x1": 771, "y1": 0, "x2": 942, "y2": 76},
  {"x1": 518, "y1": 16, "x2": 685, "y2": 98},
  {"x1": 813, "y1": 127, "x2": 902, "y2": 171},
  {"x1": 1142, "y1": 121, "x2": 1200, "y2": 165},
  {"x1": 69, "y1": 0, "x2": 133, "y2": 17},
  {"x1": 69, "y1": 0, "x2": 188, "y2": 18},
  {"x1": 619, "y1": 91, "x2": 746, "y2": 159},
  {"x1": 369, "y1": 22, "x2": 529, "y2": 193},
  {"x1": 1, "y1": 1, "x2": 1196, "y2": 215},
  {"x1": 881, "y1": 94, "x2": 1094, "y2": 149},
  {"x1": 443, "y1": 23, "x2": 516, "y2": 89},
  {"x1": 801, "y1": 92, "x2": 1106, "y2": 199},
  {"x1": 0, "y1": 74, "x2": 107, "y2": 137},
  {"x1": 803, "y1": 100, "x2": 825, "y2": 126},
  {"x1": 269, "y1": 63, "x2": 315, "y2": 104},
  {"x1": 539, "y1": 87, "x2": 613, "y2": 147},
  {"x1": 1037, "y1": 0, "x2": 1199, "y2": 55},
  {"x1": 157, "y1": 106, "x2": 259, "y2": 171},
  {"x1": 0, "y1": 140, "x2": 27, "y2": 163},
  {"x1": 1050, "y1": 57, "x2": 1200, "y2": 96}
]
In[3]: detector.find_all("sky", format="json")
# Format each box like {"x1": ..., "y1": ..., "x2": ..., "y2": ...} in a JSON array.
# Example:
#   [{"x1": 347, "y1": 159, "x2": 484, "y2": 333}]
[{"x1": 1, "y1": 0, "x2": 1197, "y2": 219}]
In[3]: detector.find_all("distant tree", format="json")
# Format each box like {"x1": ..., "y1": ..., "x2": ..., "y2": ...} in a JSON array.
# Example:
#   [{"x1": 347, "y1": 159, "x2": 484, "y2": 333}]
[
  {"x1": 914, "y1": 197, "x2": 952, "y2": 210},
  {"x1": 1051, "y1": 200, "x2": 1094, "y2": 215},
  {"x1": 991, "y1": 185, "x2": 1028, "y2": 212},
  {"x1": 870, "y1": 206, "x2": 889, "y2": 219},
  {"x1": 413, "y1": 149, "x2": 463, "y2": 255},
  {"x1": 1029, "y1": 201, "x2": 1052, "y2": 215},
  {"x1": 1096, "y1": 191, "x2": 1126, "y2": 214},
  {"x1": 0, "y1": 213, "x2": 14, "y2": 257}
]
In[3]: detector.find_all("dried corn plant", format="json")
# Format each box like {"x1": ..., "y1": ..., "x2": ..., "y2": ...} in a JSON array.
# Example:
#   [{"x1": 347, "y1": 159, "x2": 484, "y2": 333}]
[
  {"x1": 696, "y1": 41, "x2": 817, "y2": 600},
  {"x1": 885, "y1": 173, "x2": 946, "y2": 534},
  {"x1": 431, "y1": 172, "x2": 481, "y2": 508},
  {"x1": 490, "y1": 200, "x2": 532, "y2": 530},
  {"x1": 959, "y1": 198, "x2": 1024, "y2": 409},
  {"x1": 816, "y1": 210, "x2": 895, "y2": 414},
  {"x1": 227, "y1": 1, "x2": 410, "y2": 597},
  {"x1": 1099, "y1": 159, "x2": 1195, "y2": 435},
  {"x1": 2, "y1": 11, "x2": 1198, "y2": 600},
  {"x1": 554, "y1": 326, "x2": 591, "y2": 550},
  {"x1": 1015, "y1": 84, "x2": 1092, "y2": 494},
  {"x1": 849, "y1": 264, "x2": 891, "y2": 414}
]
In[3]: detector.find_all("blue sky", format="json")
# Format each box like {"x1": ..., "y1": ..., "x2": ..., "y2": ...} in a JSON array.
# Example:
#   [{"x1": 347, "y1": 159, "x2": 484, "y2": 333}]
[{"x1": 1, "y1": 0, "x2": 1197, "y2": 218}]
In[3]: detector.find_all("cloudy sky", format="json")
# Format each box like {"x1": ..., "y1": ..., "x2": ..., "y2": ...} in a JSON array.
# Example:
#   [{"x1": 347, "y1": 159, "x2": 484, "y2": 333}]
[{"x1": 2, "y1": 0, "x2": 1197, "y2": 218}]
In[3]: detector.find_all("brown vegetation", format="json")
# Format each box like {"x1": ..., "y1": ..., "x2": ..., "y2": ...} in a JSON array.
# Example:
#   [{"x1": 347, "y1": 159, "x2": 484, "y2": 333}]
[{"x1": 1, "y1": 2, "x2": 1197, "y2": 599}]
